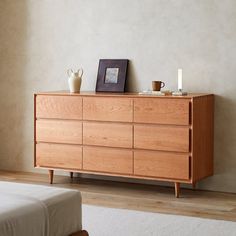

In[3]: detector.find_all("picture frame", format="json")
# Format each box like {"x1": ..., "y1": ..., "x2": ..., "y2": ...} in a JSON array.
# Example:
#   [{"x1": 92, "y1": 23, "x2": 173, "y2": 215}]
[{"x1": 96, "y1": 59, "x2": 129, "y2": 92}]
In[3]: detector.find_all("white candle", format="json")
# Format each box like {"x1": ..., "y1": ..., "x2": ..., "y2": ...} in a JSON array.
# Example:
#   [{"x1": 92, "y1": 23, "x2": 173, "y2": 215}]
[{"x1": 178, "y1": 68, "x2": 182, "y2": 91}]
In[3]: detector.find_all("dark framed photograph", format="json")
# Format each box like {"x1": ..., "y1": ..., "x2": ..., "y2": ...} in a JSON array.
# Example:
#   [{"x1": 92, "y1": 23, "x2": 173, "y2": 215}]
[{"x1": 96, "y1": 59, "x2": 129, "y2": 92}]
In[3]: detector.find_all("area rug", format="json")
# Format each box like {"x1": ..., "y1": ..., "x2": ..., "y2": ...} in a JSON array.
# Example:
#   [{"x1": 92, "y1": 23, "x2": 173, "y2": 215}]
[{"x1": 82, "y1": 204, "x2": 236, "y2": 236}]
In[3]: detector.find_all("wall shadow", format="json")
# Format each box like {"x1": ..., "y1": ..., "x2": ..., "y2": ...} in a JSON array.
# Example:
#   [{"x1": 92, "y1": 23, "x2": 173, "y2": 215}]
[
  {"x1": 0, "y1": 1, "x2": 28, "y2": 170},
  {"x1": 126, "y1": 60, "x2": 139, "y2": 92},
  {"x1": 198, "y1": 94, "x2": 236, "y2": 192}
]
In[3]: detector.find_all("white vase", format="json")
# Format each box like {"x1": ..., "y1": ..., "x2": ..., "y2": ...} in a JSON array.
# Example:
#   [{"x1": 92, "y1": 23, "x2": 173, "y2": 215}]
[{"x1": 67, "y1": 68, "x2": 83, "y2": 93}]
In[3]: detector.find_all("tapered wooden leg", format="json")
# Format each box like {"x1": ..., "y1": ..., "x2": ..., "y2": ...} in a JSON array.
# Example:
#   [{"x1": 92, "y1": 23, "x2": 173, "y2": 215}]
[
  {"x1": 70, "y1": 172, "x2": 74, "y2": 178},
  {"x1": 175, "y1": 182, "x2": 180, "y2": 198},
  {"x1": 49, "y1": 170, "x2": 54, "y2": 184}
]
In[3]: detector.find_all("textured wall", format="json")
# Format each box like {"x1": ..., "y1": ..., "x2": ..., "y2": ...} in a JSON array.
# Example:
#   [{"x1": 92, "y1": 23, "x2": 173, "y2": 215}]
[{"x1": 0, "y1": 0, "x2": 236, "y2": 192}]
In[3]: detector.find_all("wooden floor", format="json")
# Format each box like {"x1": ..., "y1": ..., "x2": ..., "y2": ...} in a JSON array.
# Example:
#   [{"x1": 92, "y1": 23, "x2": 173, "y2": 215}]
[{"x1": 0, "y1": 170, "x2": 236, "y2": 222}]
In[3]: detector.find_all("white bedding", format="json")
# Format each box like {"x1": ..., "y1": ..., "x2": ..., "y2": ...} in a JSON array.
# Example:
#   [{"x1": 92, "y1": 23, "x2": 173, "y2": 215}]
[{"x1": 0, "y1": 181, "x2": 82, "y2": 236}]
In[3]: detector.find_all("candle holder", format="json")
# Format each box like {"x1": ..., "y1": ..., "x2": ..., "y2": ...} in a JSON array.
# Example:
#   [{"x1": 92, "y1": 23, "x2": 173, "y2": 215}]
[
  {"x1": 172, "y1": 68, "x2": 188, "y2": 96},
  {"x1": 172, "y1": 89, "x2": 188, "y2": 96}
]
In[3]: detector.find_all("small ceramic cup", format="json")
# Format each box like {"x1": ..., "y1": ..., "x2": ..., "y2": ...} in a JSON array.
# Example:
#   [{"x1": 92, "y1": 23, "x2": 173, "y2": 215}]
[{"x1": 152, "y1": 81, "x2": 165, "y2": 91}]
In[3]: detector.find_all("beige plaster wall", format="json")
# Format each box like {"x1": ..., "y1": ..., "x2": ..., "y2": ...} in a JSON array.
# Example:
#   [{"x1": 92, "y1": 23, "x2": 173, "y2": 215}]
[{"x1": 0, "y1": 0, "x2": 236, "y2": 193}]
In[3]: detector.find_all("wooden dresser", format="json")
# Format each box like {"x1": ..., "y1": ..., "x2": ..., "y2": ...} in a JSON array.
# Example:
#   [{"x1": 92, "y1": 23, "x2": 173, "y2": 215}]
[{"x1": 34, "y1": 91, "x2": 214, "y2": 197}]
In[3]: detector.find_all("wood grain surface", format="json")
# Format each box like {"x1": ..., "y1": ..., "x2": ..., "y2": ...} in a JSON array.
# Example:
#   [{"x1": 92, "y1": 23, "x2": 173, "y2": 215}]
[
  {"x1": 36, "y1": 120, "x2": 82, "y2": 144},
  {"x1": 83, "y1": 97, "x2": 133, "y2": 122},
  {"x1": 134, "y1": 124, "x2": 189, "y2": 152},
  {"x1": 36, "y1": 143, "x2": 82, "y2": 170},
  {"x1": 36, "y1": 95, "x2": 82, "y2": 119},
  {"x1": 134, "y1": 98, "x2": 190, "y2": 125},
  {"x1": 134, "y1": 150, "x2": 189, "y2": 180},
  {"x1": 83, "y1": 146, "x2": 133, "y2": 174},
  {"x1": 83, "y1": 122, "x2": 133, "y2": 148},
  {"x1": 192, "y1": 95, "x2": 214, "y2": 182}
]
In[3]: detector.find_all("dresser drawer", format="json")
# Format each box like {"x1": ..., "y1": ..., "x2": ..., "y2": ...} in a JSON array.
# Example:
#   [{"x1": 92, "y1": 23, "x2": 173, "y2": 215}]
[
  {"x1": 83, "y1": 146, "x2": 133, "y2": 174},
  {"x1": 83, "y1": 97, "x2": 133, "y2": 122},
  {"x1": 134, "y1": 150, "x2": 190, "y2": 180},
  {"x1": 36, "y1": 95, "x2": 82, "y2": 119},
  {"x1": 83, "y1": 122, "x2": 132, "y2": 148},
  {"x1": 36, "y1": 143, "x2": 82, "y2": 169},
  {"x1": 134, "y1": 124, "x2": 189, "y2": 152},
  {"x1": 36, "y1": 120, "x2": 82, "y2": 144},
  {"x1": 134, "y1": 98, "x2": 190, "y2": 125}
]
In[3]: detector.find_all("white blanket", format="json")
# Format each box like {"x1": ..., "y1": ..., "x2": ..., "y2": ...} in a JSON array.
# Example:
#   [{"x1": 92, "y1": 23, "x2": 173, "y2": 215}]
[{"x1": 0, "y1": 181, "x2": 82, "y2": 236}]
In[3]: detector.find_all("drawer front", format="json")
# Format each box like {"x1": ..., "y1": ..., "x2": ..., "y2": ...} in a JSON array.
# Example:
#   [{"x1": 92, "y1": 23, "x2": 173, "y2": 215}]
[
  {"x1": 134, "y1": 125, "x2": 189, "y2": 152},
  {"x1": 83, "y1": 122, "x2": 132, "y2": 148},
  {"x1": 134, "y1": 98, "x2": 190, "y2": 125},
  {"x1": 36, "y1": 120, "x2": 82, "y2": 144},
  {"x1": 134, "y1": 150, "x2": 190, "y2": 180},
  {"x1": 83, "y1": 146, "x2": 133, "y2": 174},
  {"x1": 36, "y1": 143, "x2": 82, "y2": 169},
  {"x1": 83, "y1": 97, "x2": 133, "y2": 122},
  {"x1": 36, "y1": 95, "x2": 82, "y2": 119}
]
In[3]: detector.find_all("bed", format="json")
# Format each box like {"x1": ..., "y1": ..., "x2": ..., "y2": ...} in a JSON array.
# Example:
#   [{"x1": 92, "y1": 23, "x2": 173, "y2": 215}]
[{"x1": 0, "y1": 181, "x2": 88, "y2": 236}]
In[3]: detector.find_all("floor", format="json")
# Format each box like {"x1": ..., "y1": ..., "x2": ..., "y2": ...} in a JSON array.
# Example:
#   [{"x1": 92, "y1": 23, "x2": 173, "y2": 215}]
[{"x1": 0, "y1": 170, "x2": 235, "y2": 222}]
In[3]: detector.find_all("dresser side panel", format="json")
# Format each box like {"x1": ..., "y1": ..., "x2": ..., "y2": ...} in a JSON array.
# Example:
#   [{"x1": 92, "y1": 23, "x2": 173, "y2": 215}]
[{"x1": 192, "y1": 95, "x2": 214, "y2": 182}]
